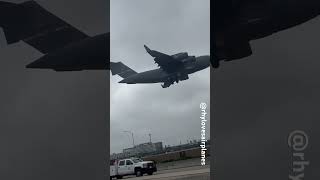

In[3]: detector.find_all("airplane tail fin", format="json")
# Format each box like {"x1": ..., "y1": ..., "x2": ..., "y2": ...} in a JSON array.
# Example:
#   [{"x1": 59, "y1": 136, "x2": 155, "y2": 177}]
[{"x1": 110, "y1": 62, "x2": 138, "y2": 78}]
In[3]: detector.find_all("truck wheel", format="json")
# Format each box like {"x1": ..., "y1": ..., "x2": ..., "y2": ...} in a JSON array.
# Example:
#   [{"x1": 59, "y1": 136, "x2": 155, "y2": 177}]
[
  {"x1": 116, "y1": 175, "x2": 123, "y2": 179},
  {"x1": 147, "y1": 171, "x2": 153, "y2": 175},
  {"x1": 135, "y1": 169, "x2": 142, "y2": 177}
]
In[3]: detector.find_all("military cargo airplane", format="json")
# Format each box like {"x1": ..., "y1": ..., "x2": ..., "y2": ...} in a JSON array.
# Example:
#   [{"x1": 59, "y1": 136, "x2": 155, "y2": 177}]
[
  {"x1": 0, "y1": 0, "x2": 109, "y2": 71},
  {"x1": 110, "y1": 45, "x2": 210, "y2": 88},
  {"x1": 212, "y1": 0, "x2": 320, "y2": 68}
]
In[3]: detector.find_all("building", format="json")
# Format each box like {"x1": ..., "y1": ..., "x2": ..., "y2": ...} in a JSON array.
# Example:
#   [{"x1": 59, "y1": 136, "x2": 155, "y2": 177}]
[{"x1": 123, "y1": 142, "x2": 163, "y2": 156}]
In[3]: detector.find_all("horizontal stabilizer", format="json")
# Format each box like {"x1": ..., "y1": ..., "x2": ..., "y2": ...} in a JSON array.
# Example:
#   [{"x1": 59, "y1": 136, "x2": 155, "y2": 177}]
[{"x1": 110, "y1": 62, "x2": 137, "y2": 78}]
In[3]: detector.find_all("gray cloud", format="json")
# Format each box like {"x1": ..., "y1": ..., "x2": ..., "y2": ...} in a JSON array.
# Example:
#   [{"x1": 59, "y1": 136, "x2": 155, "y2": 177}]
[{"x1": 110, "y1": 0, "x2": 210, "y2": 153}]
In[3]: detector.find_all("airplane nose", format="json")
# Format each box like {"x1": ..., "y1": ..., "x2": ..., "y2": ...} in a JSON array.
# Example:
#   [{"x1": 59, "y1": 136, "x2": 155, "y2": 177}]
[
  {"x1": 197, "y1": 55, "x2": 210, "y2": 68},
  {"x1": 204, "y1": 56, "x2": 211, "y2": 66}
]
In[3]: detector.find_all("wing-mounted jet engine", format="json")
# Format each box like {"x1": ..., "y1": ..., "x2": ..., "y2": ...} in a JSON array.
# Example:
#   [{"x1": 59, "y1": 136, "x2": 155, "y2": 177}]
[
  {"x1": 172, "y1": 52, "x2": 188, "y2": 60},
  {"x1": 181, "y1": 56, "x2": 196, "y2": 70}
]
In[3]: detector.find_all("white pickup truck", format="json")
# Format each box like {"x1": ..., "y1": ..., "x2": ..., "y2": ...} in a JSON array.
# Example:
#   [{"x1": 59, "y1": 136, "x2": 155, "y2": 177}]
[{"x1": 110, "y1": 158, "x2": 157, "y2": 179}]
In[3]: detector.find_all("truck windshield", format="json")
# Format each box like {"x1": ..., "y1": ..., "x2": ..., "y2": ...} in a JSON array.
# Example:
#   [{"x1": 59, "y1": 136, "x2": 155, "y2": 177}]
[{"x1": 132, "y1": 158, "x2": 143, "y2": 163}]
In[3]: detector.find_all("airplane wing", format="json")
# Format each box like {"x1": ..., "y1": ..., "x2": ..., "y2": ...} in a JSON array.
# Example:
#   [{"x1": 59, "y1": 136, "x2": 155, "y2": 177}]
[
  {"x1": 213, "y1": 0, "x2": 320, "y2": 64},
  {"x1": 144, "y1": 45, "x2": 183, "y2": 73},
  {"x1": 0, "y1": 1, "x2": 89, "y2": 54}
]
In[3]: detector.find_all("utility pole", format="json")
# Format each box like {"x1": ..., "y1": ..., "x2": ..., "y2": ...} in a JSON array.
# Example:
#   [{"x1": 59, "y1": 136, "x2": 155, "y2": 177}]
[
  {"x1": 123, "y1": 131, "x2": 135, "y2": 147},
  {"x1": 148, "y1": 133, "x2": 152, "y2": 143}
]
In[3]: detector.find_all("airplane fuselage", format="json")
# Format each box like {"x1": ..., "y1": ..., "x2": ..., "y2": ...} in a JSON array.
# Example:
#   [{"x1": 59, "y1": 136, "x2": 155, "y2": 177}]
[
  {"x1": 119, "y1": 55, "x2": 210, "y2": 84},
  {"x1": 213, "y1": 0, "x2": 320, "y2": 67}
]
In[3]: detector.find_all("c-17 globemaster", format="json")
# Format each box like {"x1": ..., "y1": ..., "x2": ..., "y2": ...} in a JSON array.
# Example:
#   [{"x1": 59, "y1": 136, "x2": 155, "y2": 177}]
[{"x1": 110, "y1": 45, "x2": 210, "y2": 88}]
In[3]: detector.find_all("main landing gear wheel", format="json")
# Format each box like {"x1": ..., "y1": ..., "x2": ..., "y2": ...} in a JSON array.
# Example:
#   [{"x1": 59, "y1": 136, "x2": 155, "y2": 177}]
[
  {"x1": 161, "y1": 77, "x2": 175, "y2": 88},
  {"x1": 161, "y1": 83, "x2": 171, "y2": 88}
]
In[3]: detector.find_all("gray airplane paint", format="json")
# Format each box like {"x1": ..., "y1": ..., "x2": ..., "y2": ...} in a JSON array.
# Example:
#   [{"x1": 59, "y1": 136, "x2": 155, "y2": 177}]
[
  {"x1": 111, "y1": 48, "x2": 210, "y2": 88},
  {"x1": 118, "y1": 56, "x2": 210, "y2": 84}
]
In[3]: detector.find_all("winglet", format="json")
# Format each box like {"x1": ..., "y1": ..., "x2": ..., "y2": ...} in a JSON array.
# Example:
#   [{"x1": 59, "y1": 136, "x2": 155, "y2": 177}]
[
  {"x1": 144, "y1": 44, "x2": 151, "y2": 53},
  {"x1": 144, "y1": 44, "x2": 156, "y2": 57}
]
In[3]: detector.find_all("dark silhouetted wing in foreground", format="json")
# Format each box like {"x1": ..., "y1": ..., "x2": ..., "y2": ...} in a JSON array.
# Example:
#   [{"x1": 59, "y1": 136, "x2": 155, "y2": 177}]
[
  {"x1": 0, "y1": 1, "x2": 88, "y2": 54},
  {"x1": 0, "y1": 1, "x2": 109, "y2": 71},
  {"x1": 212, "y1": 0, "x2": 320, "y2": 67}
]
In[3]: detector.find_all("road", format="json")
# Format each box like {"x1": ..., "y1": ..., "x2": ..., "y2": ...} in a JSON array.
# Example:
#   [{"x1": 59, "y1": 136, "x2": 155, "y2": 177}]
[
  {"x1": 126, "y1": 167, "x2": 210, "y2": 180},
  {"x1": 110, "y1": 158, "x2": 210, "y2": 180}
]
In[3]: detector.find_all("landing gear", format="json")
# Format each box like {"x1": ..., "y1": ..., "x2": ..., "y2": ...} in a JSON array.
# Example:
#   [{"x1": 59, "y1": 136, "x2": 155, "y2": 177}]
[
  {"x1": 161, "y1": 81, "x2": 173, "y2": 88},
  {"x1": 161, "y1": 73, "x2": 188, "y2": 88},
  {"x1": 161, "y1": 77, "x2": 175, "y2": 88}
]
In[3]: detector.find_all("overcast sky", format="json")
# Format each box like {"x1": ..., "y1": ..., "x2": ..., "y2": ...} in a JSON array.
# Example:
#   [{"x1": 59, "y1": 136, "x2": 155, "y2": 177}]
[{"x1": 110, "y1": 0, "x2": 210, "y2": 153}]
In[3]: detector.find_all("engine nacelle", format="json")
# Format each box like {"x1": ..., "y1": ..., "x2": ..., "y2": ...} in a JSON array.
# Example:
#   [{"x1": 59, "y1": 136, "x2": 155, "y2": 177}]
[
  {"x1": 172, "y1": 52, "x2": 188, "y2": 60},
  {"x1": 181, "y1": 56, "x2": 196, "y2": 70},
  {"x1": 181, "y1": 56, "x2": 196, "y2": 63}
]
